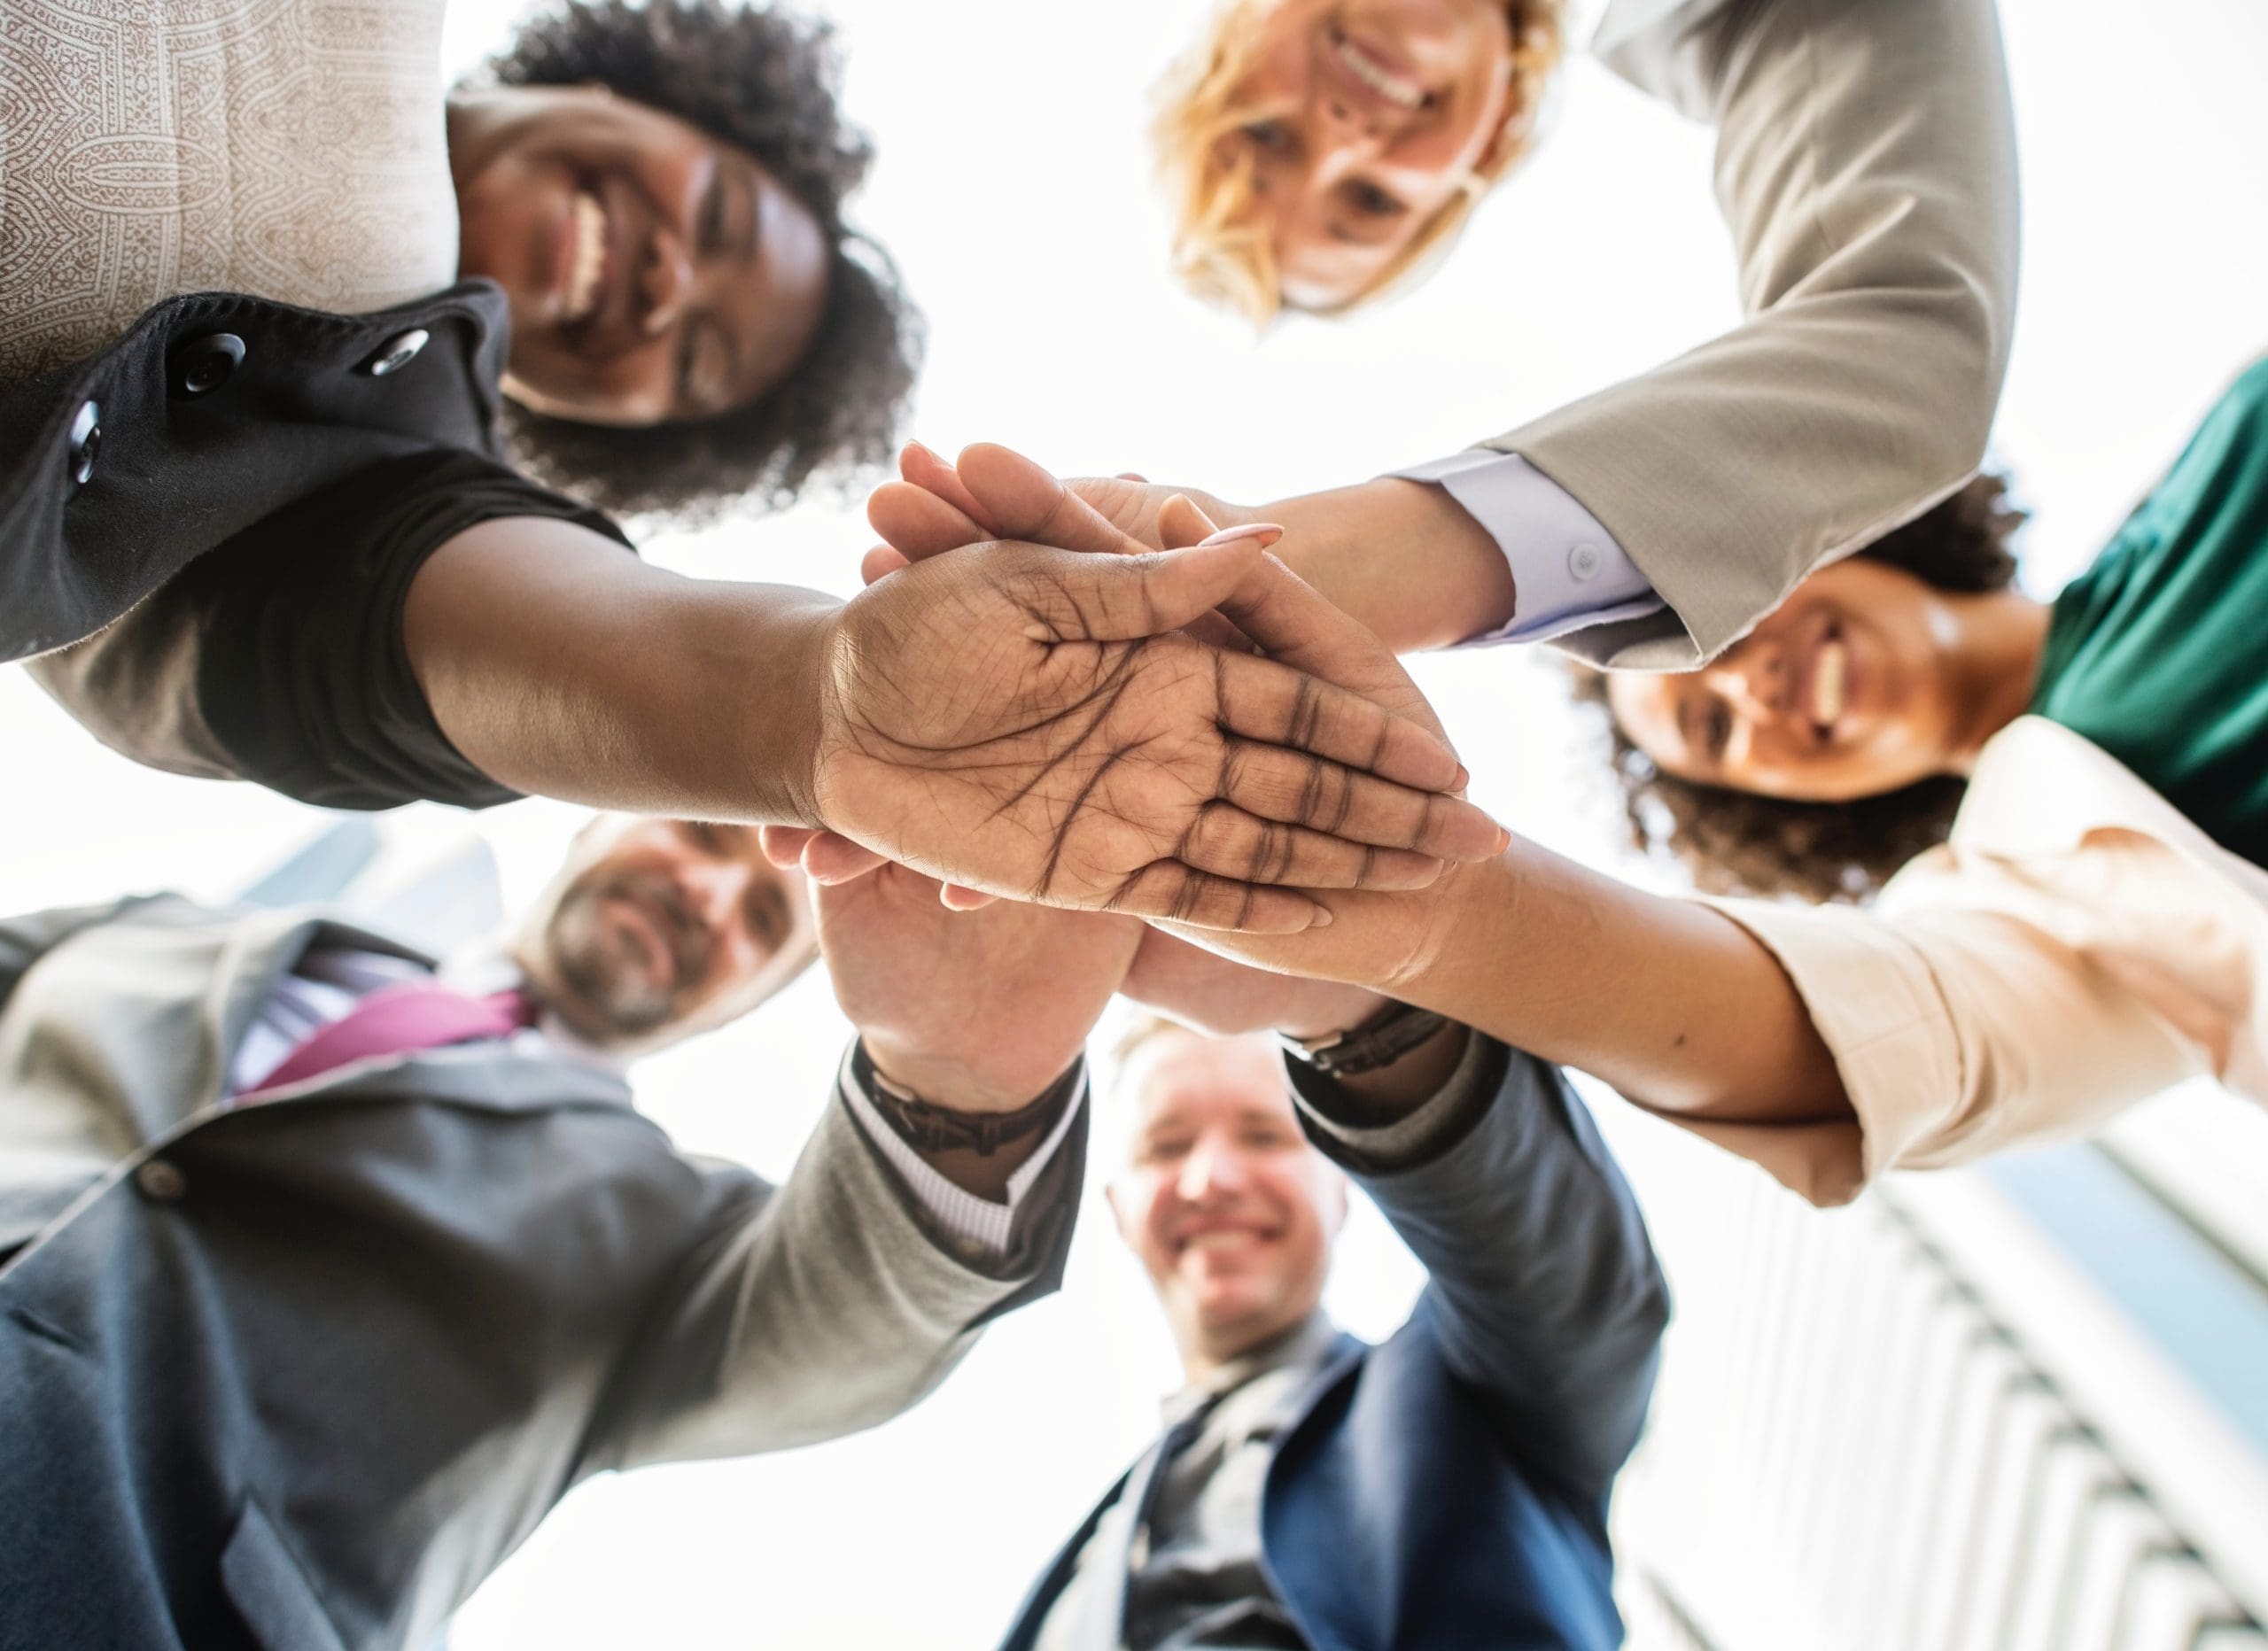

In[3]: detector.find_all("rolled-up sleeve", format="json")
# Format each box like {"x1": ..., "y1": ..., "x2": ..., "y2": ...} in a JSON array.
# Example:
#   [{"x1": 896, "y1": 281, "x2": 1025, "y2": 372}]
[
  {"x1": 1690, "y1": 862, "x2": 2208, "y2": 1205},
  {"x1": 28, "y1": 449, "x2": 633, "y2": 810}
]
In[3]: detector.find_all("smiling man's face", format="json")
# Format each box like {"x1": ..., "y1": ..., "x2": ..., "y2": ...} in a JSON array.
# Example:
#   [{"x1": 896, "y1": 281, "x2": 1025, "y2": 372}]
[
  {"x1": 1110, "y1": 1027, "x2": 1346, "y2": 1368},
  {"x1": 517, "y1": 816, "x2": 815, "y2": 1054}
]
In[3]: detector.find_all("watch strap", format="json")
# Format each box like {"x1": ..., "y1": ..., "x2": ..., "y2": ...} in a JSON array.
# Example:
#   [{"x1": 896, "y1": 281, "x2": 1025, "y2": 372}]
[
  {"x1": 1282, "y1": 1000, "x2": 1451, "y2": 1078},
  {"x1": 852, "y1": 1041, "x2": 1080, "y2": 1156}
]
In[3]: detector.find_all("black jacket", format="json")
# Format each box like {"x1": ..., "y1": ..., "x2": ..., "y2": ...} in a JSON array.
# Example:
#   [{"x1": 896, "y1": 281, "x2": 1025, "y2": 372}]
[{"x1": 0, "y1": 281, "x2": 628, "y2": 809}]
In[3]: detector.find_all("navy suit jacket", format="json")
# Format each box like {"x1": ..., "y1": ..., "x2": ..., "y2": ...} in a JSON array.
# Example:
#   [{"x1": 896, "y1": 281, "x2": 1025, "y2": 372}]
[{"x1": 1003, "y1": 1041, "x2": 1669, "y2": 1651}]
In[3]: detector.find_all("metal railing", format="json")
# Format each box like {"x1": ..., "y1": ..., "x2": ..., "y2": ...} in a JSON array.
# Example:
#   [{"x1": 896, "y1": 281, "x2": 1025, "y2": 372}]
[{"x1": 1615, "y1": 1151, "x2": 2268, "y2": 1651}]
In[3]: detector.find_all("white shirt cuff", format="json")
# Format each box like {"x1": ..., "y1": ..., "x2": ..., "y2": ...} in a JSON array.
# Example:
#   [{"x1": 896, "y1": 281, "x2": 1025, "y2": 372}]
[
  {"x1": 1391, "y1": 451, "x2": 1664, "y2": 646},
  {"x1": 836, "y1": 1045, "x2": 1086, "y2": 1263}
]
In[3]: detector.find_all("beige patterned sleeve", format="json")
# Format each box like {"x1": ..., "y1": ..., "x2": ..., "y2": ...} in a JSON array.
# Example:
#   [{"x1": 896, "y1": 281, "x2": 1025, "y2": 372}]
[{"x1": 0, "y1": 0, "x2": 461, "y2": 383}]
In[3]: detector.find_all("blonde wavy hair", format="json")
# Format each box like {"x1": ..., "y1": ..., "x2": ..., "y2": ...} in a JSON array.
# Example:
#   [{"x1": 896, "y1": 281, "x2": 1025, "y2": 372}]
[{"x1": 1153, "y1": 0, "x2": 1565, "y2": 322}]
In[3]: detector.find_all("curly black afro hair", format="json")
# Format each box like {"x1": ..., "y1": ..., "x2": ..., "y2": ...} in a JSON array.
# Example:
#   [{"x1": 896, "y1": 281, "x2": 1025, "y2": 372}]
[
  {"x1": 485, "y1": 0, "x2": 920, "y2": 523},
  {"x1": 1570, "y1": 471, "x2": 2031, "y2": 904}
]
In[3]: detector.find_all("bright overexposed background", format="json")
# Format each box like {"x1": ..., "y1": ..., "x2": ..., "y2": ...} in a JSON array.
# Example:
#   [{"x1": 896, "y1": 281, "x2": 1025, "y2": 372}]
[{"x1": 4, "y1": 1, "x2": 2266, "y2": 1645}]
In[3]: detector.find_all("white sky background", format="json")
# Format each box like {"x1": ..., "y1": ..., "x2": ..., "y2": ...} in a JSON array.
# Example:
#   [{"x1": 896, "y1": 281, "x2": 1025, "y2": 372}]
[{"x1": 4, "y1": 0, "x2": 2267, "y2": 1645}]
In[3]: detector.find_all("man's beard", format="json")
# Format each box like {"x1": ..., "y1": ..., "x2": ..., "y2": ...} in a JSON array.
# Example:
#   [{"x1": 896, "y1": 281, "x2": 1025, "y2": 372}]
[{"x1": 542, "y1": 873, "x2": 711, "y2": 1044}]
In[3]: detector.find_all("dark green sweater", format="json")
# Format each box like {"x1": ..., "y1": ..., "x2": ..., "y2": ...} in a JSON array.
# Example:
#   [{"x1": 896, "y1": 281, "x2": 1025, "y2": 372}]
[{"x1": 2031, "y1": 355, "x2": 2268, "y2": 867}]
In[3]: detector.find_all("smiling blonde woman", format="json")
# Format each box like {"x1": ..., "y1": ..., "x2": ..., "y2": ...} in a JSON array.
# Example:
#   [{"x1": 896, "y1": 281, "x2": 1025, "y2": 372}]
[{"x1": 1155, "y1": 0, "x2": 1566, "y2": 321}]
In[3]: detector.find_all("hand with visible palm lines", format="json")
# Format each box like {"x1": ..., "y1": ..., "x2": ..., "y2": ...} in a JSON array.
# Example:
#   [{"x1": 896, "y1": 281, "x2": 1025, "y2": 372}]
[{"x1": 808, "y1": 519, "x2": 1504, "y2": 933}]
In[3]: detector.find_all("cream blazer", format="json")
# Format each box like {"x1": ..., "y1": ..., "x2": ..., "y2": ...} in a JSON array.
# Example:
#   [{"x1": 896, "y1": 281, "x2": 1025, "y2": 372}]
[
  {"x1": 1505, "y1": 0, "x2": 2022, "y2": 668},
  {"x1": 1676, "y1": 717, "x2": 2268, "y2": 1207}
]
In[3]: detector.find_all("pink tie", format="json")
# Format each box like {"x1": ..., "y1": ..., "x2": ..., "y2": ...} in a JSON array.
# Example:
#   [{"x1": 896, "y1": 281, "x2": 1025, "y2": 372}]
[{"x1": 242, "y1": 981, "x2": 540, "y2": 1100}]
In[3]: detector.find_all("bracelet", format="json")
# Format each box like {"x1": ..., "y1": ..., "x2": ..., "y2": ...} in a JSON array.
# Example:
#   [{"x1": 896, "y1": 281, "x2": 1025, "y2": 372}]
[
  {"x1": 1280, "y1": 1000, "x2": 1451, "y2": 1078},
  {"x1": 852, "y1": 1041, "x2": 1079, "y2": 1156}
]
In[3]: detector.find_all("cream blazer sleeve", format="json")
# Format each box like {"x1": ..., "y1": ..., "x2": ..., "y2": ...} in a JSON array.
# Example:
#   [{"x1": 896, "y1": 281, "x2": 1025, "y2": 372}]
[
  {"x1": 1498, "y1": 0, "x2": 2021, "y2": 668},
  {"x1": 1665, "y1": 727, "x2": 2268, "y2": 1206}
]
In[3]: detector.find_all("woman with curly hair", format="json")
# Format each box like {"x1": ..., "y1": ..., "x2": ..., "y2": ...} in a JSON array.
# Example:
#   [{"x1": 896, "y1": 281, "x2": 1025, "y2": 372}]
[
  {"x1": 3, "y1": 0, "x2": 917, "y2": 812},
  {"x1": 1071, "y1": 0, "x2": 2018, "y2": 694},
  {"x1": 459, "y1": 2, "x2": 920, "y2": 519},
  {"x1": 1571, "y1": 469, "x2": 2031, "y2": 904}
]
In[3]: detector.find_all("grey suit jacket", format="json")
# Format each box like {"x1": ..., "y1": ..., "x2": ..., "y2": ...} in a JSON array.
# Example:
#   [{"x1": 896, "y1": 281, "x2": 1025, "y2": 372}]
[
  {"x1": 0, "y1": 897, "x2": 1080, "y2": 1651},
  {"x1": 1505, "y1": 0, "x2": 2021, "y2": 667}
]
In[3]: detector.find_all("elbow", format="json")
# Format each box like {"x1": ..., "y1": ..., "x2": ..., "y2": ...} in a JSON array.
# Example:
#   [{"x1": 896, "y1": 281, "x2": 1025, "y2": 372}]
[{"x1": 1905, "y1": 276, "x2": 2011, "y2": 496}]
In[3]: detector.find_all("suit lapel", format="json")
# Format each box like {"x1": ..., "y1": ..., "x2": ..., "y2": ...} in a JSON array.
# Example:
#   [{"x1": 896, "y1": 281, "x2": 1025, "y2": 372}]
[
  {"x1": 999, "y1": 1461, "x2": 1137, "y2": 1651},
  {"x1": 1004, "y1": 1334, "x2": 1370, "y2": 1651}
]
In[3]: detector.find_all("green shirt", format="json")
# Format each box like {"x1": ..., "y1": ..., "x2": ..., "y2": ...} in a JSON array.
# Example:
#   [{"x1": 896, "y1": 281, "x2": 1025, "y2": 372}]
[{"x1": 2030, "y1": 356, "x2": 2268, "y2": 867}]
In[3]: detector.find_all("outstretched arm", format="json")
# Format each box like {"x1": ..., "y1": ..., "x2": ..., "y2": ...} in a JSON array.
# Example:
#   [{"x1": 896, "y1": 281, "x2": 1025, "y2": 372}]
[
  {"x1": 1156, "y1": 840, "x2": 1850, "y2": 1136},
  {"x1": 599, "y1": 828, "x2": 1139, "y2": 1471},
  {"x1": 1123, "y1": 935, "x2": 1667, "y2": 1502},
  {"x1": 403, "y1": 510, "x2": 1502, "y2": 933}
]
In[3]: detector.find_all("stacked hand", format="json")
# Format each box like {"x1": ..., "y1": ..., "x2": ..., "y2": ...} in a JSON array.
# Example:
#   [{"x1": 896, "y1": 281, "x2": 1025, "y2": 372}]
[
  {"x1": 777, "y1": 440, "x2": 1502, "y2": 1065},
  {"x1": 804, "y1": 467, "x2": 1503, "y2": 934},
  {"x1": 777, "y1": 826, "x2": 1138, "y2": 1112}
]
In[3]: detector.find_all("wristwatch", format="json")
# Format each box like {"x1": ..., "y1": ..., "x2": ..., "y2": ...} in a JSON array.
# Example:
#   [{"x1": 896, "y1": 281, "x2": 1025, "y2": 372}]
[
  {"x1": 1279, "y1": 1000, "x2": 1450, "y2": 1078},
  {"x1": 852, "y1": 1041, "x2": 1080, "y2": 1156}
]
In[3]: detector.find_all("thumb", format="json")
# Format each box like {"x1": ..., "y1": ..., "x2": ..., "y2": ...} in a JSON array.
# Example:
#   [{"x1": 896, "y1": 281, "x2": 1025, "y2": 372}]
[
  {"x1": 1022, "y1": 532, "x2": 1278, "y2": 643},
  {"x1": 1155, "y1": 492, "x2": 1219, "y2": 550},
  {"x1": 1153, "y1": 495, "x2": 1266, "y2": 653}
]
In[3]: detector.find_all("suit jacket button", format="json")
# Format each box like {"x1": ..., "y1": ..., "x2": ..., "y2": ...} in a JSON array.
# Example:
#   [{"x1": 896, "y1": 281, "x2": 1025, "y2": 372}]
[
  {"x1": 361, "y1": 328, "x2": 431, "y2": 377},
  {"x1": 170, "y1": 331, "x2": 246, "y2": 398},
  {"x1": 135, "y1": 1159, "x2": 187, "y2": 1202},
  {"x1": 67, "y1": 399, "x2": 102, "y2": 487}
]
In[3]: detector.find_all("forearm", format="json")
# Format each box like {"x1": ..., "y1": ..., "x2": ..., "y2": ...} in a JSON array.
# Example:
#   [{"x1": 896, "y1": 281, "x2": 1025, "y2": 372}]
[
  {"x1": 1405, "y1": 847, "x2": 1849, "y2": 1127},
  {"x1": 402, "y1": 517, "x2": 837, "y2": 822},
  {"x1": 1266, "y1": 478, "x2": 1515, "y2": 654},
  {"x1": 1293, "y1": 1038, "x2": 1668, "y2": 1496}
]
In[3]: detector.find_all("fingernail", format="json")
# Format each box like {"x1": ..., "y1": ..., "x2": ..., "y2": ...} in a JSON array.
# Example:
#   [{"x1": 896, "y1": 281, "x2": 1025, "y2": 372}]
[
  {"x1": 905, "y1": 438, "x2": 939, "y2": 463},
  {"x1": 1309, "y1": 905, "x2": 1334, "y2": 928},
  {"x1": 1197, "y1": 523, "x2": 1284, "y2": 550},
  {"x1": 1452, "y1": 763, "x2": 1471, "y2": 790},
  {"x1": 1495, "y1": 826, "x2": 1513, "y2": 854}
]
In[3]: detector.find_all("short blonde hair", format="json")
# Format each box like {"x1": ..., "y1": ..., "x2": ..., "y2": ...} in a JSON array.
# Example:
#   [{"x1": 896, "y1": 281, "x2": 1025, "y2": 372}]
[{"x1": 1152, "y1": 0, "x2": 1566, "y2": 323}]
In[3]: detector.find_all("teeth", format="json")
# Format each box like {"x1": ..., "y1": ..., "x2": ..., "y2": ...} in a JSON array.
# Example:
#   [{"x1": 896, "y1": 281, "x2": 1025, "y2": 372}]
[
  {"x1": 1333, "y1": 35, "x2": 1425, "y2": 110},
  {"x1": 1812, "y1": 638, "x2": 1848, "y2": 727},
  {"x1": 1184, "y1": 1230, "x2": 1259, "y2": 1252},
  {"x1": 563, "y1": 191, "x2": 604, "y2": 323}
]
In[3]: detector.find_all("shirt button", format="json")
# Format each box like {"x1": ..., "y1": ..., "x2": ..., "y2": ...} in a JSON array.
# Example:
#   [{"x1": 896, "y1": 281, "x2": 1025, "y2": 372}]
[
  {"x1": 66, "y1": 399, "x2": 102, "y2": 487},
  {"x1": 1568, "y1": 541, "x2": 1603, "y2": 582},
  {"x1": 135, "y1": 1159, "x2": 187, "y2": 1202},
  {"x1": 361, "y1": 328, "x2": 430, "y2": 377},
  {"x1": 169, "y1": 331, "x2": 246, "y2": 398}
]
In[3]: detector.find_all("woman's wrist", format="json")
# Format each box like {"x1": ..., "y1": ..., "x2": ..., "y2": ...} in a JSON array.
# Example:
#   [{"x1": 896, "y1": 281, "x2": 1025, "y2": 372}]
[
  {"x1": 1266, "y1": 477, "x2": 1516, "y2": 654},
  {"x1": 736, "y1": 592, "x2": 838, "y2": 828},
  {"x1": 406, "y1": 517, "x2": 845, "y2": 821}
]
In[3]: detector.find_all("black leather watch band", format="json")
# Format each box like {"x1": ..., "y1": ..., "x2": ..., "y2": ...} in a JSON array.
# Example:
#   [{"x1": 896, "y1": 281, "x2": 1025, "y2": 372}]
[
  {"x1": 852, "y1": 1042, "x2": 1081, "y2": 1156},
  {"x1": 1281, "y1": 1000, "x2": 1451, "y2": 1078}
]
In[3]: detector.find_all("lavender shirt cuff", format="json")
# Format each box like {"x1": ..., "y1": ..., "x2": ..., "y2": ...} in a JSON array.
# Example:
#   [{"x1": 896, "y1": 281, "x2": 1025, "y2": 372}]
[{"x1": 1392, "y1": 451, "x2": 1664, "y2": 646}]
